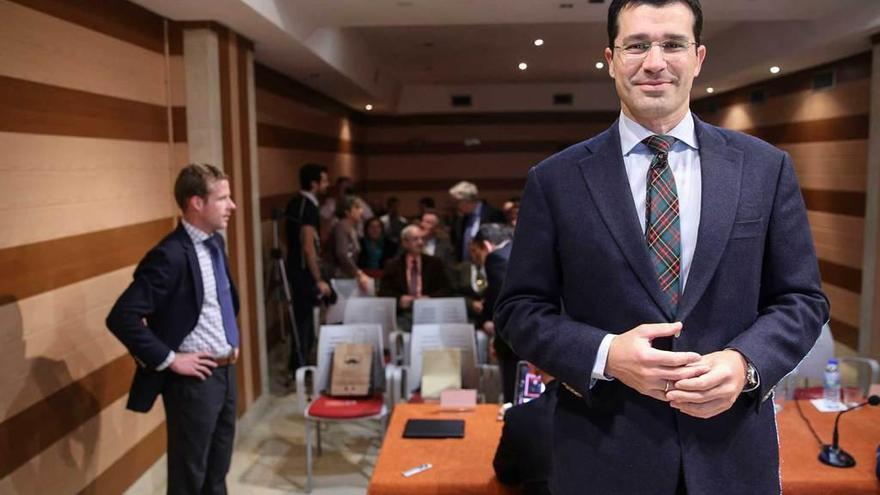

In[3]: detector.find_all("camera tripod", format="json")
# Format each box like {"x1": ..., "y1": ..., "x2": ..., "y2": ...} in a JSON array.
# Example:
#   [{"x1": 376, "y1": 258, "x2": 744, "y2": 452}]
[{"x1": 265, "y1": 210, "x2": 306, "y2": 375}]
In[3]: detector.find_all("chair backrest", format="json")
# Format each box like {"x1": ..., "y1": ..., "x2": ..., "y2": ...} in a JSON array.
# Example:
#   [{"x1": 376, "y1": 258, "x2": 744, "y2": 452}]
[
  {"x1": 326, "y1": 278, "x2": 375, "y2": 323},
  {"x1": 790, "y1": 322, "x2": 833, "y2": 383},
  {"x1": 314, "y1": 324, "x2": 385, "y2": 394},
  {"x1": 343, "y1": 297, "x2": 397, "y2": 347},
  {"x1": 407, "y1": 323, "x2": 479, "y2": 392},
  {"x1": 413, "y1": 297, "x2": 468, "y2": 325}
]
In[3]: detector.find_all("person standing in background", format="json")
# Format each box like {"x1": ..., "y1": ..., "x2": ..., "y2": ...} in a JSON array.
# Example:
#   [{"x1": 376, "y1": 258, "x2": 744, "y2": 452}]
[
  {"x1": 448, "y1": 181, "x2": 506, "y2": 263},
  {"x1": 285, "y1": 163, "x2": 330, "y2": 371}
]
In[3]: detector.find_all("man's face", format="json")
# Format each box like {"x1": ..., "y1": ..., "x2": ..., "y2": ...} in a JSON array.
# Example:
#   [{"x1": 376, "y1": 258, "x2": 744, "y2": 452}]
[
  {"x1": 456, "y1": 199, "x2": 477, "y2": 216},
  {"x1": 192, "y1": 179, "x2": 236, "y2": 233},
  {"x1": 604, "y1": 3, "x2": 706, "y2": 124},
  {"x1": 316, "y1": 172, "x2": 330, "y2": 195},
  {"x1": 402, "y1": 227, "x2": 426, "y2": 255},
  {"x1": 470, "y1": 240, "x2": 490, "y2": 267},
  {"x1": 420, "y1": 213, "x2": 439, "y2": 238}
]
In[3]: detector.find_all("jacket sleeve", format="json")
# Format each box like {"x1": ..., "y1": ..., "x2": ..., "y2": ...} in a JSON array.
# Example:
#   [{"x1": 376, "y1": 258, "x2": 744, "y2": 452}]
[
  {"x1": 483, "y1": 250, "x2": 506, "y2": 322},
  {"x1": 493, "y1": 411, "x2": 524, "y2": 486},
  {"x1": 495, "y1": 167, "x2": 610, "y2": 400},
  {"x1": 106, "y1": 247, "x2": 179, "y2": 369},
  {"x1": 726, "y1": 152, "x2": 829, "y2": 404}
]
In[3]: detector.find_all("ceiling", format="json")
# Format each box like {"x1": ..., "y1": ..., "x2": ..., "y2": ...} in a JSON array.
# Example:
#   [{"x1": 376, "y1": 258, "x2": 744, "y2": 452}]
[{"x1": 131, "y1": 0, "x2": 880, "y2": 114}]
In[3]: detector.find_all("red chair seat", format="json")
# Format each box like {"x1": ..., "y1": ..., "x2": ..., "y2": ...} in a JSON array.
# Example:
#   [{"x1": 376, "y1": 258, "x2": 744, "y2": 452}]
[{"x1": 308, "y1": 394, "x2": 384, "y2": 419}]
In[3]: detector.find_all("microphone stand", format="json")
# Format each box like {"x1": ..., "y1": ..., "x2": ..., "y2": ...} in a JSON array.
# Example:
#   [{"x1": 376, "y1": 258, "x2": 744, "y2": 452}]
[{"x1": 819, "y1": 395, "x2": 880, "y2": 468}]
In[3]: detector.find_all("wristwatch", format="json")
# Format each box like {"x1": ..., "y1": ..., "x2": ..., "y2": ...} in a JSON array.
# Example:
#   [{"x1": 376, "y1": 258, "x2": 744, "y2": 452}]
[{"x1": 743, "y1": 362, "x2": 760, "y2": 393}]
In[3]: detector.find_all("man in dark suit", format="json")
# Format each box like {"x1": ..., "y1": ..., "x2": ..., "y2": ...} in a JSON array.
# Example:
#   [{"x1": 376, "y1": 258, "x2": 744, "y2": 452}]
[
  {"x1": 378, "y1": 224, "x2": 452, "y2": 329},
  {"x1": 420, "y1": 210, "x2": 455, "y2": 270},
  {"x1": 285, "y1": 163, "x2": 330, "y2": 371},
  {"x1": 494, "y1": 374, "x2": 557, "y2": 495},
  {"x1": 448, "y1": 181, "x2": 506, "y2": 263},
  {"x1": 495, "y1": 1, "x2": 829, "y2": 494},
  {"x1": 106, "y1": 163, "x2": 240, "y2": 495},
  {"x1": 472, "y1": 223, "x2": 519, "y2": 403}
]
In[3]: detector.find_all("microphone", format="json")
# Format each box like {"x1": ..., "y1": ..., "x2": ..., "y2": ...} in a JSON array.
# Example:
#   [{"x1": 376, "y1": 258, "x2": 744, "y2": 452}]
[{"x1": 819, "y1": 394, "x2": 880, "y2": 468}]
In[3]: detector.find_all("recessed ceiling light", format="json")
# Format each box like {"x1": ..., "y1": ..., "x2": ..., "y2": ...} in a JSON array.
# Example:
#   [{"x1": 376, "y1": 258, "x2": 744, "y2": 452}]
[
  {"x1": 534, "y1": 39, "x2": 544, "y2": 46},
  {"x1": 364, "y1": 104, "x2": 373, "y2": 111},
  {"x1": 770, "y1": 66, "x2": 781, "y2": 74},
  {"x1": 518, "y1": 62, "x2": 528, "y2": 71},
  {"x1": 595, "y1": 62, "x2": 605, "y2": 69},
  {"x1": 706, "y1": 87, "x2": 714, "y2": 94}
]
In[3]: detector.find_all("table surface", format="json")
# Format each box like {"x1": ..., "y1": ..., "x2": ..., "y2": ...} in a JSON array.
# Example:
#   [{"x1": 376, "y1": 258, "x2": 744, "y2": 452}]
[{"x1": 368, "y1": 401, "x2": 880, "y2": 495}]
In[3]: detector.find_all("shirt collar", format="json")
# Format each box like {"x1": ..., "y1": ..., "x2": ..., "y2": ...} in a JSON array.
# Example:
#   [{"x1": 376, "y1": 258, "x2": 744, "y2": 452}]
[
  {"x1": 301, "y1": 190, "x2": 318, "y2": 207},
  {"x1": 181, "y1": 219, "x2": 212, "y2": 244},
  {"x1": 618, "y1": 110, "x2": 699, "y2": 156}
]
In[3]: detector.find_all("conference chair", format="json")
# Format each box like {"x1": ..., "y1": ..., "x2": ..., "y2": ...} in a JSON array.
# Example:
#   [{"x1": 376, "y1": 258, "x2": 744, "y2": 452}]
[
  {"x1": 785, "y1": 322, "x2": 879, "y2": 398},
  {"x1": 399, "y1": 323, "x2": 501, "y2": 403},
  {"x1": 342, "y1": 297, "x2": 402, "y2": 362},
  {"x1": 412, "y1": 297, "x2": 468, "y2": 324},
  {"x1": 326, "y1": 277, "x2": 375, "y2": 324},
  {"x1": 294, "y1": 323, "x2": 405, "y2": 493}
]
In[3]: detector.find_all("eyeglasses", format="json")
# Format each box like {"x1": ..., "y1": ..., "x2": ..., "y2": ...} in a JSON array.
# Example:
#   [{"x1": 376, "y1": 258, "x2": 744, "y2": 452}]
[{"x1": 613, "y1": 40, "x2": 698, "y2": 60}]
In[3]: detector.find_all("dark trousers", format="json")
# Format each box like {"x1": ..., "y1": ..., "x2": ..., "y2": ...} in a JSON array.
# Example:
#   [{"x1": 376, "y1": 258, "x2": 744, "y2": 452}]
[
  {"x1": 289, "y1": 273, "x2": 317, "y2": 372},
  {"x1": 162, "y1": 364, "x2": 237, "y2": 495}
]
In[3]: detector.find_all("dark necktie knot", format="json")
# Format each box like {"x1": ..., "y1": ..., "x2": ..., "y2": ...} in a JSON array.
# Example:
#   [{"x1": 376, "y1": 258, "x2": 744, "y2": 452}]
[{"x1": 643, "y1": 135, "x2": 676, "y2": 156}]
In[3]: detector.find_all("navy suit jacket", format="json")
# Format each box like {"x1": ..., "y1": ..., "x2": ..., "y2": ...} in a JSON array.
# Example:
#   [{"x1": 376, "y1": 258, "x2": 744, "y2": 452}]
[
  {"x1": 451, "y1": 200, "x2": 506, "y2": 262},
  {"x1": 106, "y1": 223, "x2": 239, "y2": 412},
  {"x1": 495, "y1": 117, "x2": 828, "y2": 495}
]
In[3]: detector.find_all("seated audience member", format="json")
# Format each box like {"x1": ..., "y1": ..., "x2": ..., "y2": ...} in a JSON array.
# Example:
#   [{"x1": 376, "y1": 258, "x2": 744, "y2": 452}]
[
  {"x1": 494, "y1": 369, "x2": 557, "y2": 495},
  {"x1": 473, "y1": 223, "x2": 519, "y2": 403},
  {"x1": 379, "y1": 196, "x2": 408, "y2": 246},
  {"x1": 448, "y1": 181, "x2": 506, "y2": 263},
  {"x1": 378, "y1": 225, "x2": 452, "y2": 330},
  {"x1": 359, "y1": 217, "x2": 396, "y2": 271},
  {"x1": 502, "y1": 196, "x2": 520, "y2": 227},
  {"x1": 326, "y1": 195, "x2": 372, "y2": 292},
  {"x1": 420, "y1": 211, "x2": 455, "y2": 268}
]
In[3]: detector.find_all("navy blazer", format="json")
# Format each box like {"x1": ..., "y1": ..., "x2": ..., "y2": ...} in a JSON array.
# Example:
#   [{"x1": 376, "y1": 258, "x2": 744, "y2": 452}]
[
  {"x1": 495, "y1": 117, "x2": 828, "y2": 495},
  {"x1": 106, "y1": 223, "x2": 239, "y2": 413}
]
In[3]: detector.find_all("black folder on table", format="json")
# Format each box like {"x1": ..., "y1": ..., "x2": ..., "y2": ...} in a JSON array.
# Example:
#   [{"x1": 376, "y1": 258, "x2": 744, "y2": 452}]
[{"x1": 402, "y1": 419, "x2": 465, "y2": 439}]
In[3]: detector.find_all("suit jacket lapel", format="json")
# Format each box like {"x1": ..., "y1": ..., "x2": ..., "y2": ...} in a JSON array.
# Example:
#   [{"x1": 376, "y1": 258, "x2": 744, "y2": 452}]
[
  {"x1": 676, "y1": 118, "x2": 743, "y2": 322},
  {"x1": 579, "y1": 123, "x2": 673, "y2": 319}
]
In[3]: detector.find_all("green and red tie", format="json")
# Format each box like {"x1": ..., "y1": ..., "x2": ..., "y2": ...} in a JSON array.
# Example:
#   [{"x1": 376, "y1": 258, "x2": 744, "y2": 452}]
[{"x1": 643, "y1": 135, "x2": 681, "y2": 315}]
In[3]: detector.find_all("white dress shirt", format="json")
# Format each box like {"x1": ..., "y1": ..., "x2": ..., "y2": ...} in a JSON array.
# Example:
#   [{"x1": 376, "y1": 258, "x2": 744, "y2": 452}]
[{"x1": 591, "y1": 111, "x2": 703, "y2": 380}]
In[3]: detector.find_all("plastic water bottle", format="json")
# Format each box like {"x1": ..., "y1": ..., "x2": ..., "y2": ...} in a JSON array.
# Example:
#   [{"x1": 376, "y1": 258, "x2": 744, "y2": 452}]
[{"x1": 823, "y1": 358, "x2": 841, "y2": 406}]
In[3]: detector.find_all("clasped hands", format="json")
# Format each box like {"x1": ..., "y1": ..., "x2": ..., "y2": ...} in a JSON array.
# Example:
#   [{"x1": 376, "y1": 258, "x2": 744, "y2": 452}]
[{"x1": 605, "y1": 322, "x2": 748, "y2": 419}]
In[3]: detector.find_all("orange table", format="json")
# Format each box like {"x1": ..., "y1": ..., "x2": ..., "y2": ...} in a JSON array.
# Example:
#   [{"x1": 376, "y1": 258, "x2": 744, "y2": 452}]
[
  {"x1": 778, "y1": 400, "x2": 880, "y2": 494},
  {"x1": 367, "y1": 404, "x2": 516, "y2": 495},
  {"x1": 368, "y1": 402, "x2": 880, "y2": 495}
]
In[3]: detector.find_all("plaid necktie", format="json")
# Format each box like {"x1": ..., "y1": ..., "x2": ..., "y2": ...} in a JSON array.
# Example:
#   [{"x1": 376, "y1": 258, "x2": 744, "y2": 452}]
[
  {"x1": 643, "y1": 135, "x2": 681, "y2": 315},
  {"x1": 207, "y1": 235, "x2": 240, "y2": 347}
]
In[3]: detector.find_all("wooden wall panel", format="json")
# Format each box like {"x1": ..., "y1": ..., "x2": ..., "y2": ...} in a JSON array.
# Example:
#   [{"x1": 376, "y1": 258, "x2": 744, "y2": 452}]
[
  {"x1": 783, "y1": 140, "x2": 868, "y2": 192},
  {"x1": 0, "y1": 267, "x2": 133, "y2": 418},
  {"x1": 824, "y1": 283, "x2": 861, "y2": 328},
  {"x1": 707, "y1": 78, "x2": 870, "y2": 131},
  {"x1": 362, "y1": 122, "x2": 610, "y2": 143},
  {"x1": 0, "y1": 1, "x2": 168, "y2": 106},
  {"x1": 808, "y1": 212, "x2": 866, "y2": 269},
  {"x1": 0, "y1": 397, "x2": 165, "y2": 494},
  {"x1": 256, "y1": 88, "x2": 360, "y2": 140},
  {"x1": 0, "y1": 133, "x2": 174, "y2": 248},
  {"x1": 258, "y1": 148, "x2": 359, "y2": 197}
]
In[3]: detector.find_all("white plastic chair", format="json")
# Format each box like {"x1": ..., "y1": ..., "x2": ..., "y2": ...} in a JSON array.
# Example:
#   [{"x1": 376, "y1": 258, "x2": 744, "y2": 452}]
[
  {"x1": 294, "y1": 324, "x2": 404, "y2": 492},
  {"x1": 398, "y1": 323, "x2": 500, "y2": 402},
  {"x1": 342, "y1": 297, "x2": 397, "y2": 348},
  {"x1": 326, "y1": 278, "x2": 374, "y2": 324},
  {"x1": 413, "y1": 297, "x2": 468, "y2": 324}
]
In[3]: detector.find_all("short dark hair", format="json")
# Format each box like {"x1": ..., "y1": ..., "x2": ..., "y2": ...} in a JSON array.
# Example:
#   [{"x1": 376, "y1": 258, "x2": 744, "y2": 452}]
[
  {"x1": 474, "y1": 223, "x2": 514, "y2": 247},
  {"x1": 299, "y1": 163, "x2": 327, "y2": 190},
  {"x1": 607, "y1": 0, "x2": 703, "y2": 48},
  {"x1": 418, "y1": 196, "x2": 436, "y2": 209},
  {"x1": 174, "y1": 163, "x2": 227, "y2": 211}
]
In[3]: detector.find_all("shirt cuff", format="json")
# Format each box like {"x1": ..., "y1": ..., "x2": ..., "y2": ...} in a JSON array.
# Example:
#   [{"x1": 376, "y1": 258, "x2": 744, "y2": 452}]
[
  {"x1": 156, "y1": 350, "x2": 175, "y2": 371},
  {"x1": 591, "y1": 334, "x2": 616, "y2": 381}
]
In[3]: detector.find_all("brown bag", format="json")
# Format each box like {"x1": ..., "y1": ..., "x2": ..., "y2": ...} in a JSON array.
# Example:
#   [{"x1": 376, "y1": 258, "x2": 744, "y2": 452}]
[{"x1": 329, "y1": 343, "x2": 373, "y2": 396}]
